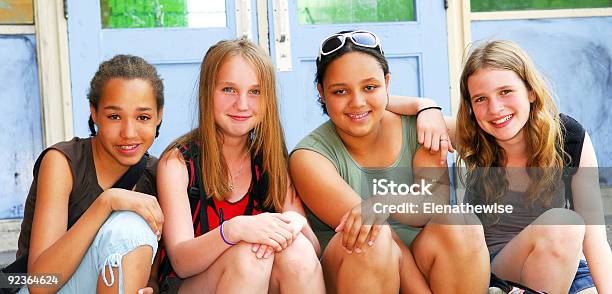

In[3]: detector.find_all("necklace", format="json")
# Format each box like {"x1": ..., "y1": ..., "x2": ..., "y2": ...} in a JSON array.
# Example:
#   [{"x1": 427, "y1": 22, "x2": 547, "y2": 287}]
[{"x1": 228, "y1": 152, "x2": 248, "y2": 191}]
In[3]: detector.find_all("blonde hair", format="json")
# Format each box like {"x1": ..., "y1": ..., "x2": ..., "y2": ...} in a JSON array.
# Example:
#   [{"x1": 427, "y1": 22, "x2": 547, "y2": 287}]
[
  {"x1": 167, "y1": 38, "x2": 288, "y2": 211},
  {"x1": 456, "y1": 40, "x2": 565, "y2": 206}
]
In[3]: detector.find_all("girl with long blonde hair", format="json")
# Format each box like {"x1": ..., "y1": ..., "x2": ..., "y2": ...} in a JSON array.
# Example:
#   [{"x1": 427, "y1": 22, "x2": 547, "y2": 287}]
[
  {"x1": 156, "y1": 39, "x2": 324, "y2": 293},
  {"x1": 456, "y1": 40, "x2": 611, "y2": 294},
  {"x1": 390, "y1": 40, "x2": 611, "y2": 293}
]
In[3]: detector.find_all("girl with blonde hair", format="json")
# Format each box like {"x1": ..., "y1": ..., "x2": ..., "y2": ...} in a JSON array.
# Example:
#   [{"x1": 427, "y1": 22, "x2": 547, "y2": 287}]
[
  {"x1": 390, "y1": 40, "x2": 612, "y2": 293},
  {"x1": 156, "y1": 38, "x2": 324, "y2": 293},
  {"x1": 457, "y1": 40, "x2": 611, "y2": 294}
]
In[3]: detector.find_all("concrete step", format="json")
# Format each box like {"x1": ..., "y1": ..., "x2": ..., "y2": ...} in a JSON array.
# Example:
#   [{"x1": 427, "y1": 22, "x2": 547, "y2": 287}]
[
  {"x1": 0, "y1": 250, "x2": 16, "y2": 268},
  {"x1": 0, "y1": 219, "x2": 20, "y2": 268}
]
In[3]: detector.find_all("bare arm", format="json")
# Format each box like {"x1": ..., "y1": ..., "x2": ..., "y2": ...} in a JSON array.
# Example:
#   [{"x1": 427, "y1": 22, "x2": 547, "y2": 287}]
[
  {"x1": 386, "y1": 147, "x2": 450, "y2": 227},
  {"x1": 386, "y1": 95, "x2": 438, "y2": 114},
  {"x1": 388, "y1": 95, "x2": 455, "y2": 164},
  {"x1": 28, "y1": 150, "x2": 107, "y2": 294},
  {"x1": 445, "y1": 116, "x2": 457, "y2": 144},
  {"x1": 28, "y1": 151, "x2": 163, "y2": 294},
  {"x1": 157, "y1": 148, "x2": 236, "y2": 278},
  {"x1": 289, "y1": 150, "x2": 361, "y2": 230},
  {"x1": 572, "y1": 132, "x2": 612, "y2": 292},
  {"x1": 281, "y1": 186, "x2": 321, "y2": 256},
  {"x1": 157, "y1": 148, "x2": 294, "y2": 278},
  {"x1": 387, "y1": 95, "x2": 458, "y2": 141}
]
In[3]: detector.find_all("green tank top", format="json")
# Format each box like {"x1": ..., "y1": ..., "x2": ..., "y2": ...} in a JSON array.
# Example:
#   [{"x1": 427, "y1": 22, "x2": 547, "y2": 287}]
[{"x1": 292, "y1": 115, "x2": 421, "y2": 250}]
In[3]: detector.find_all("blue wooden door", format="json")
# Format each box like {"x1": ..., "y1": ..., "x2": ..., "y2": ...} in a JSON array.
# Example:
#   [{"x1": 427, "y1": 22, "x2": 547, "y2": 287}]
[
  {"x1": 66, "y1": 0, "x2": 257, "y2": 155},
  {"x1": 270, "y1": 0, "x2": 451, "y2": 148},
  {"x1": 0, "y1": 35, "x2": 43, "y2": 219}
]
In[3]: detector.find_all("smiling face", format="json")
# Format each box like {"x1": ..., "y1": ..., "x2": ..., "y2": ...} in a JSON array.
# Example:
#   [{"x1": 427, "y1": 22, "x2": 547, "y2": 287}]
[
  {"x1": 91, "y1": 78, "x2": 162, "y2": 167},
  {"x1": 213, "y1": 54, "x2": 261, "y2": 140},
  {"x1": 468, "y1": 67, "x2": 534, "y2": 145},
  {"x1": 318, "y1": 51, "x2": 389, "y2": 139}
]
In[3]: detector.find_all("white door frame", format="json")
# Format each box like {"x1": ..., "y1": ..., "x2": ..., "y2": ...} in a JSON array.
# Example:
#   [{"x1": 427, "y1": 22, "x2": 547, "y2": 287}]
[
  {"x1": 34, "y1": 0, "x2": 73, "y2": 146},
  {"x1": 444, "y1": 0, "x2": 612, "y2": 116}
]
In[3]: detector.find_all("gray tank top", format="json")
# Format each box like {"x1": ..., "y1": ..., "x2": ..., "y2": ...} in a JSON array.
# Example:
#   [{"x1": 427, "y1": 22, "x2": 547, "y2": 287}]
[
  {"x1": 17, "y1": 137, "x2": 158, "y2": 258},
  {"x1": 465, "y1": 186, "x2": 565, "y2": 254}
]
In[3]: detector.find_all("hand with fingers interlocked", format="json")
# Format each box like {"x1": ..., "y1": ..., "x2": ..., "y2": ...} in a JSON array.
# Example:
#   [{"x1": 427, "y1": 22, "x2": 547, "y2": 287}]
[{"x1": 250, "y1": 211, "x2": 306, "y2": 259}]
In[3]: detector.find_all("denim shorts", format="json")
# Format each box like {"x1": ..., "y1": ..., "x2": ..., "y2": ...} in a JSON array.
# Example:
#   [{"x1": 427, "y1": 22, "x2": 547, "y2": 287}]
[
  {"x1": 490, "y1": 251, "x2": 595, "y2": 294},
  {"x1": 19, "y1": 211, "x2": 158, "y2": 294},
  {"x1": 569, "y1": 260, "x2": 595, "y2": 294}
]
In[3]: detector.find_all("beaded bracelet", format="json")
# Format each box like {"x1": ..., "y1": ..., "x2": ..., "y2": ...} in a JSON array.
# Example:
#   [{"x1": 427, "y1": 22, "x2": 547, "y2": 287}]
[
  {"x1": 416, "y1": 106, "x2": 442, "y2": 117},
  {"x1": 220, "y1": 221, "x2": 237, "y2": 246}
]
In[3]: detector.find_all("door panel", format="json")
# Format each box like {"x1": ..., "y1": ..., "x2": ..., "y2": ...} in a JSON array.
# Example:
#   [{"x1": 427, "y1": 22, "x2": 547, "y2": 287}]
[
  {"x1": 67, "y1": 0, "x2": 256, "y2": 155},
  {"x1": 0, "y1": 35, "x2": 43, "y2": 218},
  {"x1": 67, "y1": 0, "x2": 450, "y2": 154}
]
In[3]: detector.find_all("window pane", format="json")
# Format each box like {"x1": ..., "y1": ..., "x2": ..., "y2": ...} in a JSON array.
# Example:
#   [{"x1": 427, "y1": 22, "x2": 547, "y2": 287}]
[
  {"x1": 298, "y1": 0, "x2": 415, "y2": 25},
  {"x1": 0, "y1": 0, "x2": 34, "y2": 24},
  {"x1": 471, "y1": 0, "x2": 612, "y2": 12},
  {"x1": 101, "y1": 0, "x2": 226, "y2": 29}
]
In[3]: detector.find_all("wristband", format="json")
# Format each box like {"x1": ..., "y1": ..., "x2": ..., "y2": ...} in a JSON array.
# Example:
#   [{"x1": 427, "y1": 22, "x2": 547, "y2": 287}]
[
  {"x1": 416, "y1": 106, "x2": 442, "y2": 117},
  {"x1": 220, "y1": 221, "x2": 237, "y2": 246}
]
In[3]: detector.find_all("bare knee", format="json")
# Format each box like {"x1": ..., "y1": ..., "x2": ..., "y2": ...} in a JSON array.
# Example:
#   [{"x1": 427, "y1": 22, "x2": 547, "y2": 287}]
[
  {"x1": 426, "y1": 214, "x2": 486, "y2": 258},
  {"x1": 532, "y1": 226, "x2": 584, "y2": 261},
  {"x1": 273, "y1": 234, "x2": 321, "y2": 278},
  {"x1": 340, "y1": 226, "x2": 400, "y2": 271},
  {"x1": 531, "y1": 209, "x2": 585, "y2": 258},
  {"x1": 539, "y1": 208, "x2": 585, "y2": 226},
  {"x1": 228, "y1": 243, "x2": 274, "y2": 279}
]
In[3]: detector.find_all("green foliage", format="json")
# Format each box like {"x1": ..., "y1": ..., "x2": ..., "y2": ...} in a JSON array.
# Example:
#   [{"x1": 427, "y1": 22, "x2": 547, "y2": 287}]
[
  {"x1": 298, "y1": 0, "x2": 414, "y2": 25},
  {"x1": 471, "y1": 0, "x2": 612, "y2": 12},
  {"x1": 101, "y1": 0, "x2": 187, "y2": 29}
]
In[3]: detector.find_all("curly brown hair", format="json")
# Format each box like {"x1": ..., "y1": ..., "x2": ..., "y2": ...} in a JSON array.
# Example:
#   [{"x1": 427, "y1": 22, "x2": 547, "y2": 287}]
[{"x1": 87, "y1": 54, "x2": 164, "y2": 136}]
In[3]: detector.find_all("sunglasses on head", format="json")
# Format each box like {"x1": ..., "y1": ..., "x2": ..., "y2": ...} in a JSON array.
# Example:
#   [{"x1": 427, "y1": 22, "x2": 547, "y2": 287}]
[{"x1": 318, "y1": 30, "x2": 384, "y2": 61}]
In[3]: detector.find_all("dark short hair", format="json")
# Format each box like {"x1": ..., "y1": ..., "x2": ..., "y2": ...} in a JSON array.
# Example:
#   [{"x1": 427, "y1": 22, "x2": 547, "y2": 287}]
[
  {"x1": 315, "y1": 30, "x2": 389, "y2": 115},
  {"x1": 87, "y1": 54, "x2": 164, "y2": 136}
]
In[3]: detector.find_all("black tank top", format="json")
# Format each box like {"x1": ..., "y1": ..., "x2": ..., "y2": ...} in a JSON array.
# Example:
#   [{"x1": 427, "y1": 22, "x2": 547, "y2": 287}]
[{"x1": 17, "y1": 137, "x2": 158, "y2": 258}]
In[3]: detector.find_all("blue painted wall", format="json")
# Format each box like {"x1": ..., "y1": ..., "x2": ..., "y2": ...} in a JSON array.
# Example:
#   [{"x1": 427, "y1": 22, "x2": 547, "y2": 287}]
[
  {"x1": 0, "y1": 35, "x2": 43, "y2": 218},
  {"x1": 148, "y1": 62, "x2": 201, "y2": 156},
  {"x1": 472, "y1": 17, "x2": 612, "y2": 184}
]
